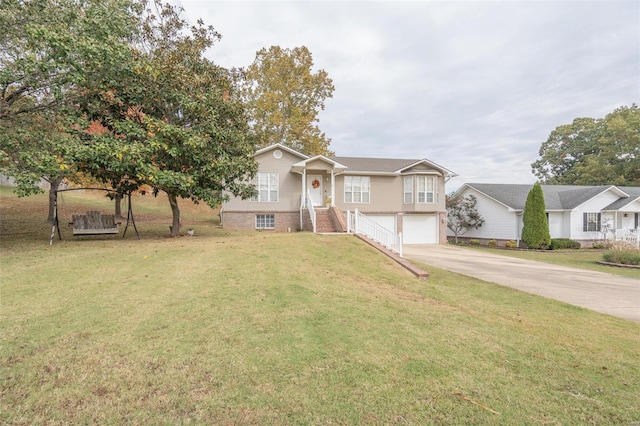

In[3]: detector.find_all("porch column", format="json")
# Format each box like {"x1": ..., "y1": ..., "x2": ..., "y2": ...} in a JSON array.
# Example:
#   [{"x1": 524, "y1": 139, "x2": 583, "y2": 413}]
[
  {"x1": 301, "y1": 169, "x2": 306, "y2": 205},
  {"x1": 330, "y1": 170, "x2": 335, "y2": 206}
]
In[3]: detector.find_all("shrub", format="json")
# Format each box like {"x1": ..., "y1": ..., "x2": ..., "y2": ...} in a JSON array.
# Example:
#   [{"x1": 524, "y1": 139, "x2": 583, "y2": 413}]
[
  {"x1": 521, "y1": 183, "x2": 551, "y2": 249},
  {"x1": 592, "y1": 241, "x2": 612, "y2": 250},
  {"x1": 469, "y1": 239, "x2": 480, "y2": 246},
  {"x1": 549, "y1": 238, "x2": 581, "y2": 250},
  {"x1": 602, "y1": 244, "x2": 640, "y2": 265},
  {"x1": 488, "y1": 239, "x2": 497, "y2": 247},
  {"x1": 505, "y1": 240, "x2": 518, "y2": 248}
]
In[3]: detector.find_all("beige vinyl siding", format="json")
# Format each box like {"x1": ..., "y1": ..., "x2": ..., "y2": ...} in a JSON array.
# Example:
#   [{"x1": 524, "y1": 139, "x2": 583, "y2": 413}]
[
  {"x1": 335, "y1": 173, "x2": 445, "y2": 214},
  {"x1": 224, "y1": 149, "x2": 303, "y2": 212}
]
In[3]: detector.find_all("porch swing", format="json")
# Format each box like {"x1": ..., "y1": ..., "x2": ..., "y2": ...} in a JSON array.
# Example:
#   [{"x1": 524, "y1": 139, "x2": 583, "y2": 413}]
[{"x1": 49, "y1": 188, "x2": 140, "y2": 245}]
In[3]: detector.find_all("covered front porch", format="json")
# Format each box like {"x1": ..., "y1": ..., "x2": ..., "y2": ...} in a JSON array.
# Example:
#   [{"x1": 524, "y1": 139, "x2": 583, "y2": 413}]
[{"x1": 291, "y1": 155, "x2": 347, "y2": 209}]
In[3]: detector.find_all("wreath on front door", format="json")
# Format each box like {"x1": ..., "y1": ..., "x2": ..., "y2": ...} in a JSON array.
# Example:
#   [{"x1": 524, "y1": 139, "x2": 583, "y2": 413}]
[{"x1": 312, "y1": 179, "x2": 320, "y2": 188}]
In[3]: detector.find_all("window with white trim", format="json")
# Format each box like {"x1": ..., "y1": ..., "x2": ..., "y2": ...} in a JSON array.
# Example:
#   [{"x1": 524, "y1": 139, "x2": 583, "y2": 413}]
[
  {"x1": 403, "y1": 176, "x2": 413, "y2": 204},
  {"x1": 251, "y1": 173, "x2": 278, "y2": 202},
  {"x1": 417, "y1": 176, "x2": 436, "y2": 203},
  {"x1": 344, "y1": 176, "x2": 370, "y2": 203},
  {"x1": 255, "y1": 214, "x2": 275, "y2": 229},
  {"x1": 583, "y1": 212, "x2": 601, "y2": 232}
]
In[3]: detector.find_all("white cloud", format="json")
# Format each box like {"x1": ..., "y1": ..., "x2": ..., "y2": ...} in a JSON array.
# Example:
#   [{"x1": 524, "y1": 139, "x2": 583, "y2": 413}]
[{"x1": 177, "y1": 0, "x2": 640, "y2": 187}]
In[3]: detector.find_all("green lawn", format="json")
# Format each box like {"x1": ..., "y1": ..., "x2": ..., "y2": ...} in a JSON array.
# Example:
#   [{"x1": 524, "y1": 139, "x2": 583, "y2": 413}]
[
  {"x1": 1, "y1": 187, "x2": 639, "y2": 424},
  {"x1": 465, "y1": 246, "x2": 640, "y2": 279}
]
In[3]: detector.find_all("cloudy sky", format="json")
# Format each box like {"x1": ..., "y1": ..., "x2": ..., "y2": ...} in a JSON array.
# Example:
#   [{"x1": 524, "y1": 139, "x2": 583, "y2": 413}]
[{"x1": 175, "y1": 0, "x2": 639, "y2": 190}]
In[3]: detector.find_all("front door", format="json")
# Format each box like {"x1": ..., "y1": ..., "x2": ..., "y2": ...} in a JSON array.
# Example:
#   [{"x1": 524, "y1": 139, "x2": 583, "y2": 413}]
[{"x1": 307, "y1": 174, "x2": 323, "y2": 207}]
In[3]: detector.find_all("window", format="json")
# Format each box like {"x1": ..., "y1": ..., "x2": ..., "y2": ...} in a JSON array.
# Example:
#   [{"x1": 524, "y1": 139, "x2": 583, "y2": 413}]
[
  {"x1": 344, "y1": 176, "x2": 370, "y2": 203},
  {"x1": 251, "y1": 173, "x2": 278, "y2": 202},
  {"x1": 417, "y1": 176, "x2": 436, "y2": 203},
  {"x1": 403, "y1": 176, "x2": 413, "y2": 204},
  {"x1": 255, "y1": 214, "x2": 275, "y2": 229},
  {"x1": 583, "y1": 212, "x2": 601, "y2": 232}
]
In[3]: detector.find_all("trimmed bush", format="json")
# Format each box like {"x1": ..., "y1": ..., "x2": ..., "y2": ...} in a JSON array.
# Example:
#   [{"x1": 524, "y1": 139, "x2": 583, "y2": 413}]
[
  {"x1": 505, "y1": 240, "x2": 518, "y2": 248},
  {"x1": 549, "y1": 238, "x2": 581, "y2": 250},
  {"x1": 521, "y1": 183, "x2": 551, "y2": 249},
  {"x1": 469, "y1": 239, "x2": 480, "y2": 246},
  {"x1": 488, "y1": 239, "x2": 497, "y2": 247}
]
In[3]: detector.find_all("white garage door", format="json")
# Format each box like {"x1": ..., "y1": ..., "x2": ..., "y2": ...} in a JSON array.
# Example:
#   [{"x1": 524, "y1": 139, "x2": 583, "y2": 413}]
[
  {"x1": 403, "y1": 214, "x2": 438, "y2": 244},
  {"x1": 368, "y1": 215, "x2": 397, "y2": 233}
]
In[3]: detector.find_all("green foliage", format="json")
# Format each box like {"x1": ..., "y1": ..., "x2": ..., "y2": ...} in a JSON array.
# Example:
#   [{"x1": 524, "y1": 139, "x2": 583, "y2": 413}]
[
  {"x1": 521, "y1": 183, "x2": 551, "y2": 249},
  {"x1": 532, "y1": 105, "x2": 640, "y2": 186},
  {"x1": 549, "y1": 238, "x2": 581, "y2": 250},
  {"x1": 469, "y1": 239, "x2": 480, "y2": 246},
  {"x1": 505, "y1": 240, "x2": 518, "y2": 248},
  {"x1": 446, "y1": 193, "x2": 485, "y2": 243},
  {"x1": 241, "y1": 46, "x2": 335, "y2": 156},
  {"x1": 488, "y1": 239, "x2": 497, "y2": 247},
  {"x1": 0, "y1": 0, "x2": 139, "y2": 215},
  {"x1": 602, "y1": 245, "x2": 640, "y2": 265}
]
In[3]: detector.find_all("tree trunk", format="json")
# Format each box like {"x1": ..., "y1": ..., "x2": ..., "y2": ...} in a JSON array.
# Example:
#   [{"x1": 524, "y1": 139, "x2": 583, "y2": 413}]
[
  {"x1": 114, "y1": 193, "x2": 123, "y2": 218},
  {"x1": 47, "y1": 177, "x2": 63, "y2": 223},
  {"x1": 168, "y1": 193, "x2": 181, "y2": 236}
]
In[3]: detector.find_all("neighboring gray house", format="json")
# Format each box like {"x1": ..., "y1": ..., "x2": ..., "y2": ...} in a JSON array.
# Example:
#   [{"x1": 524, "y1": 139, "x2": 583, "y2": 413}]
[
  {"x1": 222, "y1": 144, "x2": 457, "y2": 244},
  {"x1": 452, "y1": 183, "x2": 640, "y2": 246}
]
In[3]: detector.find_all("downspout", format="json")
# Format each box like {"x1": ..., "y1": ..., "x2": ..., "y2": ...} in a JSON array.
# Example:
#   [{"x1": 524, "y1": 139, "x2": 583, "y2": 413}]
[
  {"x1": 516, "y1": 211, "x2": 522, "y2": 248},
  {"x1": 300, "y1": 168, "x2": 306, "y2": 230}
]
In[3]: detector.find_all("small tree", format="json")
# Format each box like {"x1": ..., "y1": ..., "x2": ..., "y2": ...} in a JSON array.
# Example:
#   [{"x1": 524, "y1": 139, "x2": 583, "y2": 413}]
[
  {"x1": 521, "y1": 182, "x2": 551, "y2": 249},
  {"x1": 446, "y1": 193, "x2": 485, "y2": 243}
]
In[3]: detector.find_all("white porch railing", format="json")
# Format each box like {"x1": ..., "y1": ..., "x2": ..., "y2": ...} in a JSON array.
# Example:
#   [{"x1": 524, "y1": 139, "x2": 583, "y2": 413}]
[
  {"x1": 615, "y1": 229, "x2": 639, "y2": 248},
  {"x1": 347, "y1": 209, "x2": 403, "y2": 257},
  {"x1": 300, "y1": 192, "x2": 317, "y2": 233}
]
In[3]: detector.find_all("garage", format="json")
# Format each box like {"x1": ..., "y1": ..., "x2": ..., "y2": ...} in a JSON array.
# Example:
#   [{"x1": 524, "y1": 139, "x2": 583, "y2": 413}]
[
  {"x1": 367, "y1": 214, "x2": 397, "y2": 233},
  {"x1": 403, "y1": 214, "x2": 438, "y2": 244}
]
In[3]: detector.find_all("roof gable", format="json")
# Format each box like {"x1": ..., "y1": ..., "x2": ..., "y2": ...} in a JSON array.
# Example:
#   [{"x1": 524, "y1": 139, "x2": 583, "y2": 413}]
[
  {"x1": 463, "y1": 183, "x2": 631, "y2": 211},
  {"x1": 255, "y1": 143, "x2": 308, "y2": 160}
]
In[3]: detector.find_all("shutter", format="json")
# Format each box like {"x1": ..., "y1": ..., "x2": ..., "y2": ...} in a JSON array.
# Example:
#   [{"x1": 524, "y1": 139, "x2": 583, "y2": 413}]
[
  {"x1": 597, "y1": 213, "x2": 601, "y2": 232},
  {"x1": 583, "y1": 213, "x2": 588, "y2": 232},
  {"x1": 635, "y1": 213, "x2": 639, "y2": 229}
]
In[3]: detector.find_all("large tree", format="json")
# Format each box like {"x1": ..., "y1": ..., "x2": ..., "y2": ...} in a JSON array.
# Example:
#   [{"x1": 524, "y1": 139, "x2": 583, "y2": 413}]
[
  {"x1": 521, "y1": 182, "x2": 550, "y2": 249},
  {"x1": 532, "y1": 105, "x2": 640, "y2": 186},
  {"x1": 0, "y1": 0, "x2": 140, "y2": 221},
  {"x1": 241, "y1": 46, "x2": 334, "y2": 156},
  {"x1": 76, "y1": 1, "x2": 257, "y2": 236},
  {"x1": 446, "y1": 193, "x2": 485, "y2": 243}
]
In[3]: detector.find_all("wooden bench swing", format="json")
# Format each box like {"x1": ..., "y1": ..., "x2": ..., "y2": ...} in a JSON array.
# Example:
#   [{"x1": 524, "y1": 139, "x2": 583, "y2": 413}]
[
  {"x1": 49, "y1": 188, "x2": 140, "y2": 244},
  {"x1": 70, "y1": 211, "x2": 120, "y2": 235}
]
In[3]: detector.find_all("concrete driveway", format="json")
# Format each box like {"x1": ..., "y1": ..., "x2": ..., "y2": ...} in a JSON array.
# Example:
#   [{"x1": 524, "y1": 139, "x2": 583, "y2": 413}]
[{"x1": 403, "y1": 245, "x2": 640, "y2": 323}]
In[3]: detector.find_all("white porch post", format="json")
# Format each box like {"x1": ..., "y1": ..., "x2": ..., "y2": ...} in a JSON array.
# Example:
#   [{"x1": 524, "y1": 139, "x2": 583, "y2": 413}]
[
  {"x1": 331, "y1": 170, "x2": 335, "y2": 206},
  {"x1": 302, "y1": 169, "x2": 306, "y2": 205},
  {"x1": 354, "y1": 208, "x2": 359, "y2": 234}
]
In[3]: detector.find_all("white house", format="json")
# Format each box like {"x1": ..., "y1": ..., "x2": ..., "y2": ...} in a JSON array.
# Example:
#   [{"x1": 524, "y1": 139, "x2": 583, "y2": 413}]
[{"x1": 451, "y1": 183, "x2": 640, "y2": 247}]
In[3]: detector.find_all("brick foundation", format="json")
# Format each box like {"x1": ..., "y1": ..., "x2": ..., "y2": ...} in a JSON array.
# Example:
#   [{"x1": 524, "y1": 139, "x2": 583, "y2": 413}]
[{"x1": 222, "y1": 211, "x2": 301, "y2": 232}]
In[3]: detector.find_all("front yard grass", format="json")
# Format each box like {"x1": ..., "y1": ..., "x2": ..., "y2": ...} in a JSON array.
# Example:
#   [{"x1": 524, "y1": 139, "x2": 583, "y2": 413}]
[
  {"x1": 1, "y1": 188, "x2": 639, "y2": 424},
  {"x1": 467, "y1": 246, "x2": 640, "y2": 279}
]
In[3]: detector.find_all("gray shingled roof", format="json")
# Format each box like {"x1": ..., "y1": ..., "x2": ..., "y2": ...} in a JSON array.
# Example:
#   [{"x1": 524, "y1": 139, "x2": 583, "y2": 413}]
[
  {"x1": 330, "y1": 157, "x2": 420, "y2": 173},
  {"x1": 603, "y1": 186, "x2": 640, "y2": 210},
  {"x1": 466, "y1": 183, "x2": 631, "y2": 211},
  {"x1": 330, "y1": 156, "x2": 456, "y2": 175}
]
